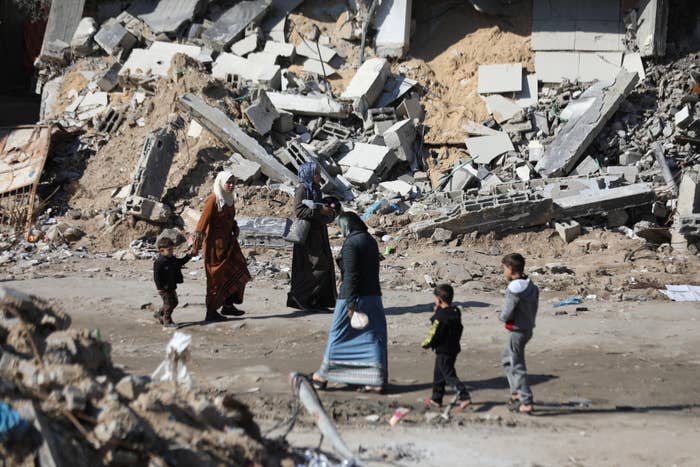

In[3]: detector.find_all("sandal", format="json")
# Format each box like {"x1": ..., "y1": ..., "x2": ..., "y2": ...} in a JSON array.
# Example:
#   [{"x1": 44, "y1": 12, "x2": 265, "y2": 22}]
[
  {"x1": 455, "y1": 399, "x2": 472, "y2": 412},
  {"x1": 423, "y1": 398, "x2": 442, "y2": 408},
  {"x1": 311, "y1": 373, "x2": 327, "y2": 390},
  {"x1": 358, "y1": 385, "x2": 384, "y2": 394},
  {"x1": 518, "y1": 403, "x2": 534, "y2": 415}
]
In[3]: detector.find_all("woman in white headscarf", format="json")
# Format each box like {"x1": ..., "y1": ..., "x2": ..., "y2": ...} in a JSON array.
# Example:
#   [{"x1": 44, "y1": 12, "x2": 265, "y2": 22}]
[{"x1": 192, "y1": 170, "x2": 251, "y2": 321}]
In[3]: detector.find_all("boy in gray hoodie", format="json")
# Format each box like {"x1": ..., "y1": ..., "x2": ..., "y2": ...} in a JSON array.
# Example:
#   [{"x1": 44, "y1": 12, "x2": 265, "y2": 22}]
[{"x1": 498, "y1": 253, "x2": 539, "y2": 414}]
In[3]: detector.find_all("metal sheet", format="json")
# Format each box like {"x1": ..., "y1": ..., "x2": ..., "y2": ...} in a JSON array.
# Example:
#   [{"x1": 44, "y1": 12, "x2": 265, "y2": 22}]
[{"x1": 0, "y1": 126, "x2": 51, "y2": 194}]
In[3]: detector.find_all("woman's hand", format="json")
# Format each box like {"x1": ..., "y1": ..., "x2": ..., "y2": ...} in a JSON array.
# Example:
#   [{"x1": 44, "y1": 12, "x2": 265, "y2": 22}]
[
  {"x1": 191, "y1": 231, "x2": 203, "y2": 255},
  {"x1": 320, "y1": 206, "x2": 334, "y2": 217}
]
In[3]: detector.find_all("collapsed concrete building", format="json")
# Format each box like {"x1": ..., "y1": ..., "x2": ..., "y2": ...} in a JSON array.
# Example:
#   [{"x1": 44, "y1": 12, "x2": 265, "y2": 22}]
[{"x1": 0, "y1": 0, "x2": 697, "y2": 254}]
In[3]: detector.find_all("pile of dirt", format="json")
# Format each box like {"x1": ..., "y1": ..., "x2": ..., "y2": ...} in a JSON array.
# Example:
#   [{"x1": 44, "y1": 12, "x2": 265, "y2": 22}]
[{"x1": 0, "y1": 287, "x2": 298, "y2": 466}]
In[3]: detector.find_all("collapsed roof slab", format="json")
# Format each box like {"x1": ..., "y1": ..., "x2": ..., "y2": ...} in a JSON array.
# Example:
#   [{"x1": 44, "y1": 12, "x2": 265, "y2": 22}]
[
  {"x1": 131, "y1": 0, "x2": 204, "y2": 35},
  {"x1": 477, "y1": 63, "x2": 522, "y2": 94},
  {"x1": 536, "y1": 70, "x2": 638, "y2": 178},
  {"x1": 266, "y1": 92, "x2": 348, "y2": 119},
  {"x1": 341, "y1": 58, "x2": 391, "y2": 107},
  {"x1": 338, "y1": 143, "x2": 397, "y2": 180},
  {"x1": 374, "y1": 0, "x2": 412, "y2": 58},
  {"x1": 201, "y1": 0, "x2": 271, "y2": 51},
  {"x1": 179, "y1": 93, "x2": 297, "y2": 184},
  {"x1": 554, "y1": 183, "x2": 655, "y2": 219},
  {"x1": 294, "y1": 41, "x2": 337, "y2": 63}
]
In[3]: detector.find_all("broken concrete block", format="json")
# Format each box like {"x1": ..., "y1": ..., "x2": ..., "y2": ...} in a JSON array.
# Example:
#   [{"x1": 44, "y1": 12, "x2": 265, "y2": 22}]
[
  {"x1": 478, "y1": 63, "x2": 522, "y2": 94},
  {"x1": 445, "y1": 165, "x2": 479, "y2": 192},
  {"x1": 212, "y1": 53, "x2": 281, "y2": 89},
  {"x1": 96, "y1": 62, "x2": 122, "y2": 92},
  {"x1": 374, "y1": 0, "x2": 412, "y2": 58},
  {"x1": 40, "y1": 39, "x2": 70, "y2": 65},
  {"x1": 120, "y1": 42, "x2": 202, "y2": 83},
  {"x1": 266, "y1": 92, "x2": 348, "y2": 118},
  {"x1": 484, "y1": 95, "x2": 521, "y2": 123},
  {"x1": 620, "y1": 150, "x2": 643, "y2": 165},
  {"x1": 622, "y1": 52, "x2": 646, "y2": 80},
  {"x1": 379, "y1": 180, "x2": 417, "y2": 197},
  {"x1": 554, "y1": 183, "x2": 654, "y2": 219},
  {"x1": 247, "y1": 51, "x2": 279, "y2": 67},
  {"x1": 70, "y1": 17, "x2": 97, "y2": 56},
  {"x1": 409, "y1": 192, "x2": 553, "y2": 238},
  {"x1": 554, "y1": 220, "x2": 581, "y2": 243},
  {"x1": 263, "y1": 41, "x2": 295, "y2": 58},
  {"x1": 573, "y1": 156, "x2": 600, "y2": 176},
  {"x1": 383, "y1": 119, "x2": 416, "y2": 164},
  {"x1": 94, "y1": 19, "x2": 137, "y2": 56},
  {"x1": 677, "y1": 214, "x2": 700, "y2": 238},
  {"x1": 515, "y1": 74, "x2": 538, "y2": 108},
  {"x1": 606, "y1": 165, "x2": 639, "y2": 183},
  {"x1": 338, "y1": 143, "x2": 397, "y2": 180},
  {"x1": 187, "y1": 120, "x2": 203, "y2": 138},
  {"x1": 228, "y1": 153, "x2": 262, "y2": 183},
  {"x1": 341, "y1": 58, "x2": 391, "y2": 107},
  {"x1": 377, "y1": 75, "x2": 418, "y2": 108},
  {"x1": 677, "y1": 170, "x2": 700, "y2": 216},
  {"x1": 396, "y1": 95, "x2": 424, "y2": 122},
  {"x1": 295, "y1": 40, "x2": 336, "y2": 62},
  {"x1": 201, "y1": 0, "x2": 271, "y2": 51},
  {"x1": 675, "y1": 105, "x2": 692, "y2": 129},
  {"x1": 244, "y1": 89, "x2": 280, "y2": 136},
  {"x1": 536, "y1": 70, "x2": 638, "y2": 177},
  {"x1": 462, "y1": 120, "x2": 500, "y2": 136},
  {"x1": 431, "y1": 228, "x2": 453, "y2": 243},
  {"x1": 528, "y1": 140, "x2": 544, "y2": 162},
  {"x1": 230, "y1": 33, "x2": 259, "y2": 56},
  {"x1": 303, "y1": 58, "x2": 338, "y2": 76},
  {"x1": 273, "y1": 109, "x2": 294, "y2": 133},
  {"x1": 465, "y1": 133, "x2": 514, "y2": 165},
  {"x1": 179, "y1": 93, "x2": 297, "y2": 184},
  {"x1": 344, "y1": 166, "x2": 378, "y2": 189}
]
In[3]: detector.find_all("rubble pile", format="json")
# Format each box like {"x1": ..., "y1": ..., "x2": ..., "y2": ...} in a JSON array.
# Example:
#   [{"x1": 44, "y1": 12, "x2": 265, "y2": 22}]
[
  {"x1": 0, "y1": 287, "x2": 298, "y2": 466},
  {"x1": 1, "y1": 0, "x2": 695, "y2": 258}
]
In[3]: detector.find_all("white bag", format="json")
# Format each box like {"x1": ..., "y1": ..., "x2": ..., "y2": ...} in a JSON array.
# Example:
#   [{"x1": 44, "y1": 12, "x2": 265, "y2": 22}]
[
  {"x1": 350, "y1": 310, "x2": 369, "y2": 330},
  {"x1": 151, "y1": 332, "x2": 193, "y2": 387}
]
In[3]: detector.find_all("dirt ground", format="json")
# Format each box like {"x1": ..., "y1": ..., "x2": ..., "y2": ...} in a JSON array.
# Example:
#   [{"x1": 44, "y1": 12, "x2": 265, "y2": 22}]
[{"x1": 4, "y1": 241, "x2": 699, "y2": 466}]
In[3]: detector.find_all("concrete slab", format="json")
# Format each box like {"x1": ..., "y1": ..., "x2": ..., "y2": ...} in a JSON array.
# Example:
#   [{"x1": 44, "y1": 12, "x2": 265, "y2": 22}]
[
  {"x1": 677, "y1": 170, "x2": 700, "y2": 215},
  {"x1": 622, "y1": 52, "x2": 646, "y2": 81},
  {"x1": 537, "y1": 70, "x2": 637, "y2": 177},
  {"x1": 132, "y1": 0, "x2": 204, "y2": 35},
  {"x1": 211, "y1": 53, "x2": 281, "y2": 89},
  {"x1": 70, "y1": 17, "x2": 97, "y2": 55},
  {"x1": 201, "y1": 0, "x2": 271, "y2": 51},
  {"x1": 374, "y1": 0, "x2": 412, "y2": 58},
  {"x1": 120, "y1": 42, "x2": 202, "y2": 82},
  {"x1": 606, "y1": 165, "x2": 639, "y2": 183},
  {"x1": 245, "y1": 90, "x2": 280, "y2": 136},
  {"x1": 636, "y1": 0, "x2": 669, "y2": 57},
  {"x1": 555, "y1": 183, "x2": 655, "y2": 218},
  {"x1": 578, "y1": 52, "x2": 623, "y2": 82},
  {"x1": 266, "y1": 92, "x2": 348, "y2": 118},
  {"x1": 264, "y1": 41, "x2": 295, "y2": 58},
  {"x1": 462, "y1": 120, "x2": 500, "y2": 136},
  {"x1": 247, "y1": 52, "x2": 279, "y2": 67},
  {"x1": 339, "y1": 143, "x2": 397, "y2": 180},
  {"x1": 465, "y1": 133, "x2": 514, "y2": 165},
  {"x1": 230, "y1": 33, "x2": 259, "y2": 56},
  {"x1": 383, "y1": 119, "x2": 416, "y2": 164},
  {"x1": 531, "y1": 20, "x2": 576, "y2": 50},
  {"x1": 379, "y1": 180, "x2": 417, "y2": 197},
  {"x1": 376, "y1": 75, "x2": 418, "y2": 108},
  {"x1": 94, "y1": 19, "x2": 137, "y2": 56},
  {"x1": 303, "y1": 59, "x2": 338, "y2": 76},
  {"x1": 396, "y1": 95, "x2": 424, "y2": 122},
  {"x1": 228, "y1": 153, "x2": 262, "y2": 183},
  {"x1": 535, "y1": 52, "x2": 579, "y2": 83},
  {"x1": 484, "y1": 95, "x2": 521, "y2": 123},
  {"x1": 344, "y1": 166, "x2": 378, "y2": 188},
  {"x1": 514, "y1": 74, "x2": 538, "y2": 108},
  {"x1": 179, "y1": 93, "x2": 297, "y2": 184},
  {"x1": 341, "y1": 58, "x2": 391, "y2": 107},
  {"x1": 477, "y1": 63, "x2": 522, "y2": 94},
  {"x1": 294, "y1": 40, "x2": 337, "y2": 62},
  {"x1": 574, "y1": 21, "x2": 624, "y2": 51},
  {"x1": 261, "y1": 0, "x2": 304, "y2": 40},
  {"x1": 39, "y1": 0, "x2": 86, "y2": 63}
]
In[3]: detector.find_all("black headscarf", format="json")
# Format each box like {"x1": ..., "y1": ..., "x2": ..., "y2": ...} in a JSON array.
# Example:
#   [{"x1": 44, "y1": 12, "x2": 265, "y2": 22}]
[{"x1": 337, "y1": 212, "x2": 368, "y2": 237}]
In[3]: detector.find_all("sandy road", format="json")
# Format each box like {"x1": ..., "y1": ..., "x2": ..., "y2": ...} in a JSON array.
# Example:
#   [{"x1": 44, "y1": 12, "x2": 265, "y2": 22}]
[{"x1": 5, "y1": 268, "x2": 700, "y2": 466}]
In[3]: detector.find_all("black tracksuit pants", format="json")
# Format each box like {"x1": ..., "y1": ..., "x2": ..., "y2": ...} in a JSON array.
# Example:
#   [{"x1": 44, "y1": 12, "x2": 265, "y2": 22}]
[{"x1": 431, "y1": 353, "x2": 470, "y2": 404}]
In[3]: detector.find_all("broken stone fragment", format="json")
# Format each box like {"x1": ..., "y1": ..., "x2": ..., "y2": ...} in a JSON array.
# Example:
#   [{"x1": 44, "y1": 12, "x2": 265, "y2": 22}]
[{"x1": 431, "y1": 228, "x2": 454, "y2": 243}]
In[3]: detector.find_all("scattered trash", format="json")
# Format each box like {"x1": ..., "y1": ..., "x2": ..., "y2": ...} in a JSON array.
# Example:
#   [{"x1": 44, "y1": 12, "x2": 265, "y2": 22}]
[
  {"x1": 389, "y1": 407, "x2": 411, "y2": 426},
  {"x1": 553, "y1": 296, "x2": 584, "y2": 307},
  {"x1": 151, "y1": 331, "x2": 193, "y2": 387},
  {"x1": 660, "y1": 285, "x2": 700, "y2": 302}
]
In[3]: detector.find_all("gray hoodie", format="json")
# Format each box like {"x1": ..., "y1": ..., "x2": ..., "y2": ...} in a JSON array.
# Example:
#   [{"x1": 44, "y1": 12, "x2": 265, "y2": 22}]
[{"x1": 499, "y1": 277, "x2": 539, "y2": 331}]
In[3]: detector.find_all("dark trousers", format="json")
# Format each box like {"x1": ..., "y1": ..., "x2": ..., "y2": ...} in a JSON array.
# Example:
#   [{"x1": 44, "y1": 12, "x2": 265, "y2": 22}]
[
  {"x1": 431, "y1": 353, "x2": 470, "y2": 404},
  {"x1": 158, "y1": 290, "x2": 178, "y2": 320}
]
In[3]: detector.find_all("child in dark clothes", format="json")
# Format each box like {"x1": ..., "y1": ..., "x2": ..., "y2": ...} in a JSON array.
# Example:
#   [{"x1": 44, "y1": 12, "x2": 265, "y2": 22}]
[
  {"x1": 153, "y1": 237, "x2": 191, "y2": 327},
  {"x1": 421, "y1": 284, "x2": 472, "y2": 410}
]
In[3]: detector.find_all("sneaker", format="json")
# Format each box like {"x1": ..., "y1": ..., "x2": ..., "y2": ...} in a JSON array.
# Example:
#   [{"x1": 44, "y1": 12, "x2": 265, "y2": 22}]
[{"x1": 221, "y1": 306, "x2": 245, "y2": 316}]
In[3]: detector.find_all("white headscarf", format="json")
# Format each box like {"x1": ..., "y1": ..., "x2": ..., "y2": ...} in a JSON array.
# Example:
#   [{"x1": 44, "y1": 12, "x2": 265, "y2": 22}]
[{"x1": 213, "y1": 170, "x2": 235, "y2": 211}]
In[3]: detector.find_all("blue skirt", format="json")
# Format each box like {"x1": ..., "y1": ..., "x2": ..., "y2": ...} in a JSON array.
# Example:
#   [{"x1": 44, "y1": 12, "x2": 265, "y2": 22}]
[{"x1": 317, "y1": 296, "x2": 388, "y2": 386}]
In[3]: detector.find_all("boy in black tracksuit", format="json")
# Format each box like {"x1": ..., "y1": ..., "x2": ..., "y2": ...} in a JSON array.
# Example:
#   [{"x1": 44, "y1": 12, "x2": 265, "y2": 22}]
[
  {"x1": 421, "y1": 284, "x2": 471, "y2": 410},
  {"x1": 153, "y1": 237, "x2": 191, "y2": 327}
]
